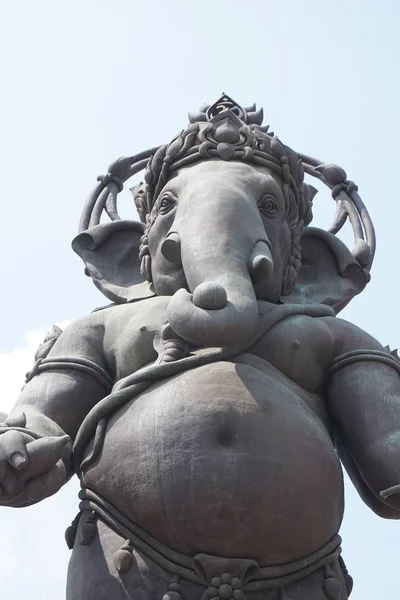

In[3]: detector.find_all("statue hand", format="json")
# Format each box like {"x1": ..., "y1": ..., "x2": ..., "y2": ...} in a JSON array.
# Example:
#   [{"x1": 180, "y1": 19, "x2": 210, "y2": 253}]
[{"x1": 0, "y1": 429, "x2": 71, "y2": 506}]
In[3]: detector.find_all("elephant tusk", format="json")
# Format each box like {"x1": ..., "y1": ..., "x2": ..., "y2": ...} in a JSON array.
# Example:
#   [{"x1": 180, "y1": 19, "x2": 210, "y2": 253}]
[
  {"x1": 161, "y1": 232, "x2": 181, "y2": 264},
  {"x1": 249, "y1": 240, "x2": 274, "y2": 285}
]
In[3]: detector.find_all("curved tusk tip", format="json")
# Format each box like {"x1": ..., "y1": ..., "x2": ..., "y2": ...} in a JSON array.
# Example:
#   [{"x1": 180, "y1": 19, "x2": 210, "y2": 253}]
[
  {"x1": 161, "y1": 233, "x2": 181, "y2": 264},
  {"x1": 250, "y1": 254, "x2": 274, "y2": 284}
]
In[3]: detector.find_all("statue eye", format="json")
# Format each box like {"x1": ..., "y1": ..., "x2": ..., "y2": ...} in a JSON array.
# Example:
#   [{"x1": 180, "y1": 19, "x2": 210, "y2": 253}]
[
  {"x1": 258, "y1": 195, "x2": 280, "y2": 217},
  {"x1": 158, "y1": 194, "x2": 177, "y2": 215}
]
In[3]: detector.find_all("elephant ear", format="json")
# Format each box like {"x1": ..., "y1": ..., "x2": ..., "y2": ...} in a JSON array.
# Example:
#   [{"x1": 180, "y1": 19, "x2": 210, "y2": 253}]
[
  {"x1": 281, "y1": 227, "x2": 370, "y2": 313},
  {"x1": 71, "y1": 220, "x2": 155, "y2": 304}
]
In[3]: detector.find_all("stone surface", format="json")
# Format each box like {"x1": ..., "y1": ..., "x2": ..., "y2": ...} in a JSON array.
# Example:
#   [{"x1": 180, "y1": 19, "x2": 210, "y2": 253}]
[{"x1": 0, "y1": 95, "x2": 397, "y2": 599}]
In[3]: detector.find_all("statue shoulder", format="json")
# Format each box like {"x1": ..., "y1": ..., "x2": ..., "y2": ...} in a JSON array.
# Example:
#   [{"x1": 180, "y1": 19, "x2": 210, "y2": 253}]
[
  {"x1": 98, "y1": 296, "x2": 169, "y2": 331},
  {"x1": 50, "y1": 296, "x2": 166, "y2": 349},
  {"x1": 48, "y1": 296, "x2": 169, "y2": 376},
  {"x1": 63, "y1": 296, "x2": 169, "y2": 346},
  {"x1": 320, "y1": 316, "x2": 384, "y2": 356}
]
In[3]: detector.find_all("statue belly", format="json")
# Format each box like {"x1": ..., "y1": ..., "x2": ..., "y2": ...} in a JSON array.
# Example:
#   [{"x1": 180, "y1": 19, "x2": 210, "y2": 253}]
[{"x1": 83, "y1": 360, "x2": 343, "y2": 566}]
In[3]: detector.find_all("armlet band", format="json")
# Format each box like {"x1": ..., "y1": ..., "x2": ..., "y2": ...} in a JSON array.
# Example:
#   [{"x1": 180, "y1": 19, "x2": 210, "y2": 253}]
[
  {"x1": 328, "y1": 349, "x2": 400, "y2": 378},
  {"x1": 25, "y1": 356, "x2": 113, "y2": 391}
]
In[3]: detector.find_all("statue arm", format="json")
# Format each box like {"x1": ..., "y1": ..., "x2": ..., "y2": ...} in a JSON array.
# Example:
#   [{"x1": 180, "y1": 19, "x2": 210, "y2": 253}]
[
  {"x1": 8, "y1": 314, "x2": 110, "y2": 440},
  {"x1": 0, "y1": 314, "x2": 110, "y2": 506},
  {"x1": 324, "y1": 316, "x2": 400, "y2": 518}
]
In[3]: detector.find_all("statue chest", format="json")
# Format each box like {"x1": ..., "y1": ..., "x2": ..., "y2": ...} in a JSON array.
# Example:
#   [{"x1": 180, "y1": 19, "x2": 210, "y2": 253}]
[
  {"x1": 106, "y1": 300, "x2": 335, "y2": 396},
  {"x1": 249, "y1": 312, "x2": 335, "y2": 394}
]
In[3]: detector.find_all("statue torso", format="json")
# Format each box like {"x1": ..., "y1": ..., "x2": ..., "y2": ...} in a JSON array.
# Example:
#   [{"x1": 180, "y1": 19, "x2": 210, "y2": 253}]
[{"x1": 82, "y1": 297, "x2": 343, "y2": 566}]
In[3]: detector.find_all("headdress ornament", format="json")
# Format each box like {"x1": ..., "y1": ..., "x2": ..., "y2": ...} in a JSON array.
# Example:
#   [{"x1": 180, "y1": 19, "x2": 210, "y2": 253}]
[{"x1": 78, "y1": 94, "x2": 375, "y2": 273}]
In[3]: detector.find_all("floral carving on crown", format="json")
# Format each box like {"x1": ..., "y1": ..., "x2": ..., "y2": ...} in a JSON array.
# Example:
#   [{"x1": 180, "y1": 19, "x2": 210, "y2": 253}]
[{"x1": 137, "y1": 94, "x2": 310, "y2": 230}]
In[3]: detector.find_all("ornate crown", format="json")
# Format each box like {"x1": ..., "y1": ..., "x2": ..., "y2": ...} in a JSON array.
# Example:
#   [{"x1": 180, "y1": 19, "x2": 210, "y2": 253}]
[
  {"x1": 78, "y1": 94, "x2": 375, "y2": 274},
  {"x1": 134, "y1": 95, "x2": 312, "y2": 233}
]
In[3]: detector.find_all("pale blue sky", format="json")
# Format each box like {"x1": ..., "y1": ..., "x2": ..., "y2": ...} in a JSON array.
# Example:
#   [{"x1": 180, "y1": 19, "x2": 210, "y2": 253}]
[{"x1": 0, "y1": 0, "x2": 399, "y2": 598}]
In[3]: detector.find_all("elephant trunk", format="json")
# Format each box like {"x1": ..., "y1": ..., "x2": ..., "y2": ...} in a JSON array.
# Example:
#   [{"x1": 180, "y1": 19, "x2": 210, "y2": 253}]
[
  {"x1": 167, "y1": 281, "x2": 258, "y2": 348},
  {"x1": 165, "y1": 196, "x2": 272, "y2": 347}
]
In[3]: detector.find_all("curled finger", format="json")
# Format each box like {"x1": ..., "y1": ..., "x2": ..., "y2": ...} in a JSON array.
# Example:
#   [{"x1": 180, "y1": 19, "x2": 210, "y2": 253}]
[
  {"x1": 0, "y1": 430, "x2": 33, "y2": 469},
  {"x1": 25, "y1": 435, "x2": 70, "y2": 473}
]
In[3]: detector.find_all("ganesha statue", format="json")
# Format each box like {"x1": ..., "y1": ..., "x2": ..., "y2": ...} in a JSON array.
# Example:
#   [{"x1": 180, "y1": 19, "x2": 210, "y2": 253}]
[{"x1": 1, "y1": 95, "x2": 399, "y2": 599}]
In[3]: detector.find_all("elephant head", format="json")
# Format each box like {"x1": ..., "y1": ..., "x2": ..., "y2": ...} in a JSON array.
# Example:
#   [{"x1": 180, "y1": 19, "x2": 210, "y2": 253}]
[
  {"x1": 139, "y1": 159, "x2": 308, "y2": 347},
  {"x1": 72, "y1": 96, "x2": 373, "y2": 348}
]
